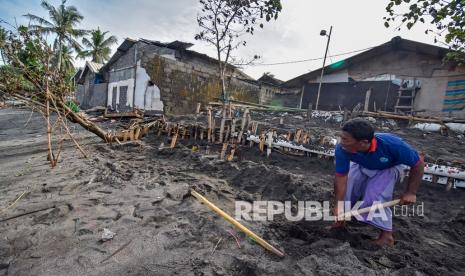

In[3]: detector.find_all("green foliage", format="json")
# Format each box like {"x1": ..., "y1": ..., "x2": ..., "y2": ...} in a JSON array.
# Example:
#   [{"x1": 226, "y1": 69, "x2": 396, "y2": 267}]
[
  {"x1": 24, "y1": 0, "x2": 88, "y2": 71},
  {"x1": 384, "y1": 0, "x2": 465, "y2": 65},
  {"x1": 65, "y1": 100, "x2": 80, "y2": 112},
  {"x1": 0, "y1": 65, "x2": 35, "y2": 92},
  {"x1": 78, "y1": 27, "x2": 117, "y2": 63}
]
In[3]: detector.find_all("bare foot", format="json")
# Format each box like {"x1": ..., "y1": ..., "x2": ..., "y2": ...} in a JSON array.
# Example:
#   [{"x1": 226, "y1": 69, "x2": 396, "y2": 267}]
[{"x1": 371, "y1": 231, "x2": 394, "y2": 247}]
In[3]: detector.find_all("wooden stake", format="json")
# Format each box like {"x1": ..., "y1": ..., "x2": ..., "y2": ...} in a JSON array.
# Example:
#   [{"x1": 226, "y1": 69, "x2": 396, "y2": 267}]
[
  {"x1": 220, "y1": 143, "x2": 228, "y2": 160},
  {"x1": 207, "y1": 107, "x2": 212, "y2": 142},
  {"x1": 211, "y1": 119, "x2": 216, "y2": 143},
  {"x1": 129, "y1": 128, "x2": 135, "y2": 141},
  {"x1": 295, "y1": 129, "x2": 302, "y2": 143},
  {"x1": 135, "y1": 127, "x2": 141, "y2": 140},
  {"x1": 237, "y1": 108, "x2": 249, "y2": 144},
  {"x1": 266, "y1": 132, "x2": 273, "y2": 157},
  {"x1": 170, "y1": 132, "x2": 178, "y2": 148},
  {"x1": 227, "y1": 144, "x2": 236, "y2": 161},
  {"x1": 219, "y1": 117, "x2": 226, "y2": 143},
  {"x1": 259, "y1": 133, "x2": 265, "y2": 152}
]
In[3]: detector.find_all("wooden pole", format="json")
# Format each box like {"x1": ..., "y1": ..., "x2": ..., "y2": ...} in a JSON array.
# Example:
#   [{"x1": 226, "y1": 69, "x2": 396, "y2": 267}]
[
  {"x1": 191, "y1": 190, "x2": 284, "y2": 257},
  {"x1": 237, "y1": 108, "x2": 249, "y2": 144},
  {"x1": 207, "y1": 107, "x2": 212, "y2": 142}
]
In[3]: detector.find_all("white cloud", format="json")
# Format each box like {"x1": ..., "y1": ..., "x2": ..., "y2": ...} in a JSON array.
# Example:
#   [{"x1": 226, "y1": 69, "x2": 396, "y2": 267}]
[{"x1": 1, "y1": 0, "x2": 441, "y2": 81}]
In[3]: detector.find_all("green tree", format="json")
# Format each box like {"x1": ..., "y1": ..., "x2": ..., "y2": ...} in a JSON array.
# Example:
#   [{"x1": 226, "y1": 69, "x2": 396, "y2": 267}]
[
  {"x1": 0, "y1": 26, "x2": 6, "y2": 63},
  {"x1": 78, "y1": 28, "x2": 117, "y2": 63},
  {"x1": 55, "y1": 44, "x2": 74, "y2": 76},
  {"x1": 384, "y1": 0, "x2": 465, "y2": 64},
  {"x1": 24, "y1": 0, "x2": 87, "y2": 71}
]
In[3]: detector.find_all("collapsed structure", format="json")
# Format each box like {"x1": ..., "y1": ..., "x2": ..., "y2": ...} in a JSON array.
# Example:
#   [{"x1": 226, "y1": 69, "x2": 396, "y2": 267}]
[
  {"x1": 75, "y1": 36, "x2": 465, "y2": 119},
  {"x1": 74, "y1": 38, "x2": 285, "y2": 114}
]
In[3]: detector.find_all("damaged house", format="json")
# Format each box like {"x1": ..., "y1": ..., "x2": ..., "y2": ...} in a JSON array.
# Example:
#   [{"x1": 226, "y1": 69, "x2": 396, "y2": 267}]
[
  {"x1": 280, "y1": 36, "x2": 465, "y2": 117},
  {"x1": 76, "y1": 38, "x2": 281, "y2": 114},
  {"x1": 74, "y1": 61, "x2": 106, "y2": 109}
]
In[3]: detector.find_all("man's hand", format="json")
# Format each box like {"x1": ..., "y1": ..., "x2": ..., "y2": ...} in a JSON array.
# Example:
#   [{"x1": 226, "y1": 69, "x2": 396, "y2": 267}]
[
  {"x1": 333, "y1": 205, "x2": 343, "y2": 221},
  {"x1": 329, "y1": 205, "x2": 346, "y2": 230},
  {"x1": 400, "y1": 192, "x2": 416, "y2": 205}
]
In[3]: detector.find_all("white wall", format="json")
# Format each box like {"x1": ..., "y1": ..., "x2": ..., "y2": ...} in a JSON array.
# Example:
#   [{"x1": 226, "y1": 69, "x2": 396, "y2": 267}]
[
  {"x1": 107, "y1": 78, "x2": 134, "y2": 110},
  {"x1": 134, "y1": 60, "x2": 164, "y2": 111},
  {"x1": 314, "y1": 69, "x2": 349, "y2": 83}
]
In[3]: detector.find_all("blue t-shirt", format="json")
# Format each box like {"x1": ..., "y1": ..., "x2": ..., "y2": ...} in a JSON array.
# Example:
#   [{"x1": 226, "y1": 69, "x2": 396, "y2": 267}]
[{"x1": 335, "y1": 133, "x2": 420, "y2": 176}]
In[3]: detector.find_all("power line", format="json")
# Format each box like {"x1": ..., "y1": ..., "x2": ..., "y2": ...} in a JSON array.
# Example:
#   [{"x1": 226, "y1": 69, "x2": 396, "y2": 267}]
[{"x1": 250, "y1": 46, "x2": 376, "y2": 66}]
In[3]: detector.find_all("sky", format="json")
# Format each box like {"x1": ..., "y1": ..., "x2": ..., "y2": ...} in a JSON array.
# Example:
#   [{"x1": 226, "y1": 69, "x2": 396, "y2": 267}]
[{"x1": 0, "y1": 0, "x2": 441, "y2": 81}]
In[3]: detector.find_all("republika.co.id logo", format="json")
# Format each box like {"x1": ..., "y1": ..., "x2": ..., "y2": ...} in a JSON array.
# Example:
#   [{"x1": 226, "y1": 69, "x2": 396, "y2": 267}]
[{"x1": 234, "y1": 200, "x2": 423, "y2": 222}]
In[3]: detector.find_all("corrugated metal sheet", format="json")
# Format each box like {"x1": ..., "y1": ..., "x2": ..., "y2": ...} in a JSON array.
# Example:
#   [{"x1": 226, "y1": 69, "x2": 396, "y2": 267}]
[{"x1": 87, "y1": 61, "x2": 103, "y2": 73}]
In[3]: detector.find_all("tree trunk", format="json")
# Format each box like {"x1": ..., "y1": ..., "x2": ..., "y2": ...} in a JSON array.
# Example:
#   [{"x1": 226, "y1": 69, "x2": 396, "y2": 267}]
[{"x1": 57, "y1": 38, "x2": 62, "y2": 72}]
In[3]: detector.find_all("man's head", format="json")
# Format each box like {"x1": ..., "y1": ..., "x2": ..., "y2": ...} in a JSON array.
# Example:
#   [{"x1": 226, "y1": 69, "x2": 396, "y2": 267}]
[{"x1": 340, "y1": 118, "x2": 374, "y2": 153}]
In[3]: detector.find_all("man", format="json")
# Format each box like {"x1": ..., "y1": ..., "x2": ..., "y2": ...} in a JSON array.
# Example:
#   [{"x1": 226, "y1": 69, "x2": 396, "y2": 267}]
[{"x1": 333, "y1": 118, "x2": 424, "y2": 246}]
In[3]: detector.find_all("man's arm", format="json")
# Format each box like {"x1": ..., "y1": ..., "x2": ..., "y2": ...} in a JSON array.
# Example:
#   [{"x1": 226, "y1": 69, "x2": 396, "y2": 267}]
[
  {"x1": 334, "y1": 175, "x2": 348, "y2": 219},
  {"x1": 400, "y1": 161, "x2": 424, "y2": 205}
]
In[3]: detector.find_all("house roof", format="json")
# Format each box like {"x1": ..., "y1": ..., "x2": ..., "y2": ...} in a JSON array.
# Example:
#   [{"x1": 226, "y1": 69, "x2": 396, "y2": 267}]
[
  {"x1": 282, "y1": 36, "x2": 450, "y2": 88},
  {"x1": 101, "y1": 38, "x2": 137, "y2": 71},
  {"x1": 102, "y1": 37, "x2": 256, "y2": 81},
  {"x1": 75, "y1": 61, "x2": 104, "y2": 84},
  {"x1": 87, "y1": 61, "x2": 103, "y2": 73},
  {"x1": 257, "y1": 73, "x2": 283, "y2": 86}
]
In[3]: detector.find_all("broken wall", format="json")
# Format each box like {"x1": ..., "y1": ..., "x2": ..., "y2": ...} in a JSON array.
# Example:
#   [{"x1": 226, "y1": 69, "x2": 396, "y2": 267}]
[{"x1": 142, "y1": 54, "x2": 260, "y2": 114}]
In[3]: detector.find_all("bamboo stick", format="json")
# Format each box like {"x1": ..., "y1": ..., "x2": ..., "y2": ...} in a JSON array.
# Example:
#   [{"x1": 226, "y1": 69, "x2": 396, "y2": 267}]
[
  {"x1": 337, "y1": 199, "x2": 400, "y2": 221},
  {"x1": 237, "y1": 108, "x2": 249, "y2": 144},
  {"x1": 191, "y1": 190, "x2": 284, "y2": 257},
  {"x1": 208, "y1": 107, "x2": 212, "y2": 142},
  {"x1": 220, "y1": 143, "x2": 228, "y2": 160}
]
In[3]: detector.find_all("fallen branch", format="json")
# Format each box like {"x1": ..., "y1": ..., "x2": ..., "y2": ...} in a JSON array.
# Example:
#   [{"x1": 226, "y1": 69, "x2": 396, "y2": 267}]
[
  {"x1": 0, "y1": 204, "x2": 56, "y2": 223},
  {"x1": 100, "y1": 239, "x2": 133, "y2": 263}
]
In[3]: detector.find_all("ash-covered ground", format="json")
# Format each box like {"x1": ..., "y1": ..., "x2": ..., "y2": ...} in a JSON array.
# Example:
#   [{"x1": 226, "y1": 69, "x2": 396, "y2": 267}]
[{"x1": 1, "y1": 108, "x2": 464, "y2": 275}]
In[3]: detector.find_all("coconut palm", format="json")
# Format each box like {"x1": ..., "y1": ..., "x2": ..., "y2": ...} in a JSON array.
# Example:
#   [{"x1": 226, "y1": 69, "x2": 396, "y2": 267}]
[
  {"x1": 0, "y1": 27, "x2": 6, "y2": 64},
  {"x1": 79, "y1": 28, "x2": 117, "y2": 63},
  {"x1": 55, "y1": 44, "x2": 74, "y2": 74},
  {"x1": 24, "y1": 0, "x2": 87, "y2": 71}
]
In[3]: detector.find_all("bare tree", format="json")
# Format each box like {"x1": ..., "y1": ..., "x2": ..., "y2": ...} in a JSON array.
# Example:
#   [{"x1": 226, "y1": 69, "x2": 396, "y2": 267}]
[
  {"x1": 0, "y1": 24, "x2": 113, "y2": 167},
  {"x1": 195, "y1": 0, "x2": 282, "y2": 105}
]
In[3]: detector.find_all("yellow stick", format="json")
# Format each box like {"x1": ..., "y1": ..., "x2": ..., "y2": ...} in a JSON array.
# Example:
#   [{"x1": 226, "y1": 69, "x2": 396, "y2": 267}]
[{"x1": 191, "y1": 190, "x2": 284, "y2": 257}]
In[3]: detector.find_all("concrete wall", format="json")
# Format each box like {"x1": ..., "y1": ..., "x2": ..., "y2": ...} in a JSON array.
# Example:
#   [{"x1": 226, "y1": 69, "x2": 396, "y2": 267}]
[
  {"x1": 75, "y1": 85, "x2": 85, "y2": 105},
  {"x1": 305, "y1": 49, "x2": 465, "y2": 116},
  {"x1": 314, "y1": 69, "x2": 349, "y2": 83},
  {"x1": 142, "y1": 54, "x2": 260, "y2": 114},
  {"x1": 302, "y1": 81, "x2": 399, "y2": 111},
  {"x1": 347, "y1": 50, "x2": 465, "y2": 115},
  {"x1": 107, "y1": 79, "x2": 134, "y2": 111},
  {"x1": 104, "y1": 41, "x2": 258, "y2": 114},
  {"x1": 87, "y1": 83, "x2": 107, "y2": 107},
  {"x1": 272, "y1": 89, "x2": 302, "y2": 108}
]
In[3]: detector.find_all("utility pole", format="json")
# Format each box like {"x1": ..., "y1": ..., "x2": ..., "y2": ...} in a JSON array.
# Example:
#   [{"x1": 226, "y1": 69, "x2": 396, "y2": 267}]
[{"x1": 315, "y1": 26, "x2": 332, "y2": 111}]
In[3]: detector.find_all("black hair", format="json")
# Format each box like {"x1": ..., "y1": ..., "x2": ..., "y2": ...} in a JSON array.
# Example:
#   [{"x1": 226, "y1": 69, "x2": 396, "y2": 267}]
[{"x1": 341, "y1": 118, "x2": 374, "y2": 141}]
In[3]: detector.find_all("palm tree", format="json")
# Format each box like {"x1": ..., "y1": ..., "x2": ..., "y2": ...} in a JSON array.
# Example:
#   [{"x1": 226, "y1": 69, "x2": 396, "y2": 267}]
[
  {"x1": 79, "y1": 28, "x2": 117, "y2": 63},
  {"x1": 55, "y1": 44, "x2": 74, "y2": 74},
  {"x1": 24, "y1": 0, "x2": 87, "y2": 71},
  {"x1": 0, "y1": 27, "x2": 7, "y2": 64}
]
